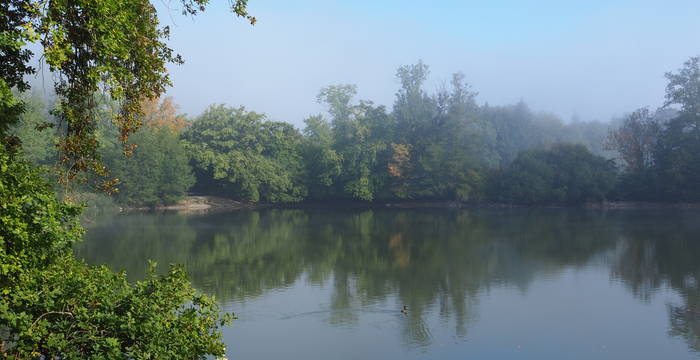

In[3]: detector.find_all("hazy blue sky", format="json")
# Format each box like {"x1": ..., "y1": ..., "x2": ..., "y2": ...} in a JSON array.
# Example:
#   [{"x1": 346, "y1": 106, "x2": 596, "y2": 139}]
[{"x1": 157, "y1": 0, "x2": 700, "y2": 126}]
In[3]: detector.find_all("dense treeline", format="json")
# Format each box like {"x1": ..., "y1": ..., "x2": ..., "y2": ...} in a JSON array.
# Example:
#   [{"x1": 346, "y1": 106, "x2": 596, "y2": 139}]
[{"x1": 13, "y1": 57, "x2": 700, "y2": 206}]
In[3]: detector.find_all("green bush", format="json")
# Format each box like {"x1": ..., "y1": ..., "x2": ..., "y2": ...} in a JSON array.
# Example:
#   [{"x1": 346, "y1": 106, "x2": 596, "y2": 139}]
[{"x1": 0, "y1": 149, "x2": 230, "y2": 359}]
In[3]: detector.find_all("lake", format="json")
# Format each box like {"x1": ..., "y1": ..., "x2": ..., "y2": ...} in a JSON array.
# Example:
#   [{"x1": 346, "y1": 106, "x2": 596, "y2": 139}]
[{"x1": 75, "y1": 208, "x2": 700, "y2": 359}]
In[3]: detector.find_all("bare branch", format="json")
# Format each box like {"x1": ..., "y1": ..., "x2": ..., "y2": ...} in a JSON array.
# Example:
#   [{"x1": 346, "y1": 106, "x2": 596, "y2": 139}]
[{"x1": 30, "y1": 312, "x2": 74, "y2": 329}]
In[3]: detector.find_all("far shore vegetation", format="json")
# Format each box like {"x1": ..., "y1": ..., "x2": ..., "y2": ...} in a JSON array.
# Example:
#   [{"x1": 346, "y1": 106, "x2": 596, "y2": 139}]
[{"x1": 12, "y1": 58, "x2": 700, "y2": 209}]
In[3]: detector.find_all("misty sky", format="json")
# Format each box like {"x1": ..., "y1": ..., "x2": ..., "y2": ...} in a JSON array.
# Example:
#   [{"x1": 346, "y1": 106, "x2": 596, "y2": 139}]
[{"x1": 157, "y1": 0, "x2": 700, "y2": 126}]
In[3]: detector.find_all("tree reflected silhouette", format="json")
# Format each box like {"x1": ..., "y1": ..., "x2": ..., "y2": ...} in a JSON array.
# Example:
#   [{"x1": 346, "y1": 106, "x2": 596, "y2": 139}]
[
  {"x1": 608, "y1": 210, "x2": 700, "y2": 352},
  {"x1": 75, "y1": 208, "x2": 700, "y2": 350}
]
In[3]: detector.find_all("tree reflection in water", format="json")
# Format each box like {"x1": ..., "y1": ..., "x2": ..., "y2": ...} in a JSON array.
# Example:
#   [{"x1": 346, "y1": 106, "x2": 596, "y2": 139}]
[
  {"x1": 76, "y1": 208, "x2": 700, "y2": 351},
  {"x1": 608, "y1": 210, "x2": 700, "y2": 352}
]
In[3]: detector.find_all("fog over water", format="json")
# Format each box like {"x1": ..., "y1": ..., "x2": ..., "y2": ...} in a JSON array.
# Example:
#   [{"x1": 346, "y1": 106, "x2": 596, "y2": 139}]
[{"x1": 156, "y1": 0, "x2": 700, "y2": 126}]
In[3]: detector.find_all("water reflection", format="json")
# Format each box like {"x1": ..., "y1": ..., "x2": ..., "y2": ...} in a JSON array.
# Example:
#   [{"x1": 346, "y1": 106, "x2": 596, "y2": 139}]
[
  {"x1": 76, "y1": 208, "x2": 700, "y2": 355},
  {"x1": 607, "y1": 211, "x2": 700, "y2": 352}
]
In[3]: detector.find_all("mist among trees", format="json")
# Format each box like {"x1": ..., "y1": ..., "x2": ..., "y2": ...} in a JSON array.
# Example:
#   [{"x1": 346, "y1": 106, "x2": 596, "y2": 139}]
[{"x1": 14, "y1": 57, "x2": 700, "y2": 207}]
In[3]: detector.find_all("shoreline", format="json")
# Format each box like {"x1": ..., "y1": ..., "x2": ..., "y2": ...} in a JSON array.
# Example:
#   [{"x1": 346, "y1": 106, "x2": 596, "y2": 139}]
[
  {"x1": 126, "y1": 196, "x2": 268, "y2": 213},
  {"x1": 123, "y1": 196, "x2": 700, "y2": 213}
]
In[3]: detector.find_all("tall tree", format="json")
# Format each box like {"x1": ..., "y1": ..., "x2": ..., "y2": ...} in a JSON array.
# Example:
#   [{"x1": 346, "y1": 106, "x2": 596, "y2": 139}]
[
  {"x1": 393, "y1": 61, "x2": 434, "y2": 145},
  {"x1": 302, "y1": 114, "x2": 343, "y2": 198},
  {"x1": 665, "y1": 57, "x2": 700, "y2": 117},
  {"x1": 316, "y1": 85, "x2": 389, "y2": 201},
  {"x1": 0, "y1": 0, "x2": 254, "y2": 184},
  {"x1": 606, "y1": 108, "x2": 661, "y2": 173},
  {"x1": 389, "y1": 65, "x2": 492, "y2": 200},
  {"x1": 656, "y1": 57, "x2": 700, "y2": 200}
]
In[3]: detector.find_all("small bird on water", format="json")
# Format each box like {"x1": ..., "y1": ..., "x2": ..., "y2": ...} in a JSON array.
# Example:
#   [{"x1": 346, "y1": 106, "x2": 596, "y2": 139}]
[{"x1": 401, "y1": 305, "x2": 408, "y2": 314}]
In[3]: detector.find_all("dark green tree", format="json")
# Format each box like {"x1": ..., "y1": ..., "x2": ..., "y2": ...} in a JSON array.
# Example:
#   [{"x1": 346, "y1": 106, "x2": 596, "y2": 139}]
[
  {"x1": 96, "y1": 97, "x2": 195, "y2": 207},
  {"x1": 105, "y1": 126, "x2": 195, "y2": 207},
  {"x1": 388, "y1": 64, "x2": 492, "y2": 200},
  {"x1": 316, "y1": 85, "x2": 390, "y2": 201},
  {"x1": 301, "y1": 114, "x2": 343, "y2": 199},
  {"x1": 491, "y1": 143, "x2": 617, "y2": 205}
]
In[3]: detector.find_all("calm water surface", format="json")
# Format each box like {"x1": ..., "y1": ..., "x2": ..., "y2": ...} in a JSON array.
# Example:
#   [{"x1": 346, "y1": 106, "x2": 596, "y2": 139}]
[{"x1": 76, "y1": 208, "x2": 700, "y2": 359}]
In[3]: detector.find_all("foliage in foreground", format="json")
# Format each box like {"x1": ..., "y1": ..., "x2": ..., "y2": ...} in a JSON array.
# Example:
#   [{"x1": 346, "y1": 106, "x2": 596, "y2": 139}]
[
  {"x1": 1, "y1": 0, "x2": 254, "y2": 186},
  {"x1": 0, "y1": 149, "x2": 230, "y2": 359}
]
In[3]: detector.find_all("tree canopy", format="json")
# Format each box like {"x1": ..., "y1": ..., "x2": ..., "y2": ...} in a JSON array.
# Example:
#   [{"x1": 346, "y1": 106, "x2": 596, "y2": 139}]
[
  {"x1": 184, "y1": 105, "x2": 307, "y2": 202},
  {"x1": 10, "y1": 56, "x2": 700, "y2": 206}
]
